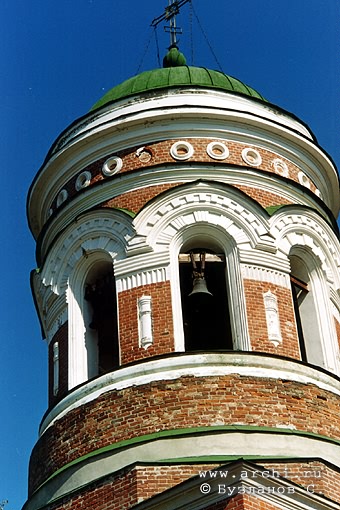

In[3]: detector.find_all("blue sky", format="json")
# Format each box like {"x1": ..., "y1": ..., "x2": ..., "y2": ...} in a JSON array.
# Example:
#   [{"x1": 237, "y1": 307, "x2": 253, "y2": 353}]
[{"x1": 1, "y1": 1, "x2": 339, "y2": 508}]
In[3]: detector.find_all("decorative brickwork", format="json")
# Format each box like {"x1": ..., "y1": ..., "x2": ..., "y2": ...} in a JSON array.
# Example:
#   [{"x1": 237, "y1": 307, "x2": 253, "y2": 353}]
[
  {"x1": 243, "y1": 281, "x2": 300, "y2": 359},
  {"x1": 118, "y1": 282, "x2": 175, "y2": 365},
  {"x1": 29, "y1": 374, "x2": 340, "y2": 493},
  {"x1": 50, "y1": 138, "x2": 316, "y2": 212}
]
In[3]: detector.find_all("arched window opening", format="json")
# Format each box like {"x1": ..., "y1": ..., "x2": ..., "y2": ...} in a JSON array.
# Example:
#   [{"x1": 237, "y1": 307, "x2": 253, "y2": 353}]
[
  {"x1": 290, "y1": 274, "x2": 308, "y2": 362},
  {"x1": 289, "y1": 254, "x2": 324, "y2": 366},
  {"x1": 179, "y1": 249, "x2": 233, "y2": 351},
  {"x1": 84, "y1": 262, "x2": 119, "y2": 376}
]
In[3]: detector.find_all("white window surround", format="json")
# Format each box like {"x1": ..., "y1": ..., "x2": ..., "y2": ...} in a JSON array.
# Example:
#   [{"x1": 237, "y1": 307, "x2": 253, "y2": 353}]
[
  {"x1": 272, "y1": 211, "x2": 340, "y2": 375},
  {"x1": 289, "y1": 247, "x2": 339, "y2": 374},
  {"x1": 68, "y1": 251, "x2": 117, "y2": 389},
  {"x1": 169, "y1": 224, "x2": 250, "y2": 352}
]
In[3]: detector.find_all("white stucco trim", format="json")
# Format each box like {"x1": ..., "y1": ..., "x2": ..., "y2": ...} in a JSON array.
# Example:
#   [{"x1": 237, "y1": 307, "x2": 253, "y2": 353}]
[{"x1": 40, "y1": 353, "x2": 340, "y2": 434}]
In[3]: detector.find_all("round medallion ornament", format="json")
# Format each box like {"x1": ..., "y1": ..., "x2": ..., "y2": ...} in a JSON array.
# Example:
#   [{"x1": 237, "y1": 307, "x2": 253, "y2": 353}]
[
  {"x1": 206, "y1": 141, "x2": 229, "y2": 160},
  {"x1": 136, "y1": 147, "x2": 152, "y2": 163},
  {"x1": 298, "y1": 171, "x2": 311, "y2": 189},
  {"x1": 170, "y1": 141, "x2": 194, "y2": 161},
  {"x1": 56, "y1": 189, "x2": 68, "y2": 207},
  {"x1": 75, "y1": 171, "x2": 91, "y2": 191},
  {"x1": 241, "y1": 148, "x2": 262, "y2": 167},
  {"x1": 272, "y1": 159, "x2": 289, "y2": 177},
  {"x1": 102, "y1": 156, "x2": 123, "y2": 177}
]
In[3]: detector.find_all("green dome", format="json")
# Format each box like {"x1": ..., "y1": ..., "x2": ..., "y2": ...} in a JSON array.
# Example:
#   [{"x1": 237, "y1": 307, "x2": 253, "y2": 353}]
[{"x1": 91, "y1": 66, "x2": 266, "y2": 111}]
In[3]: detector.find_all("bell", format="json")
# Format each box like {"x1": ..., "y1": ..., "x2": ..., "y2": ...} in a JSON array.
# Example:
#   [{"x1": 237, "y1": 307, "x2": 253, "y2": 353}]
[{"x1": 189, "y1": 275, "x2": 213, "y2": 297}]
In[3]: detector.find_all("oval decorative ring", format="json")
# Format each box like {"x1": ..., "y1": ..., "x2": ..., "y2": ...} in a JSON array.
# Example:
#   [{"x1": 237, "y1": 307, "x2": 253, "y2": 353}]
[
  {"x1": 298, "y1": 171, "x2": 311, "y2": 189},
  {"x1": 241, "y1": 148, "x2": 262, "y2": 167},
  {"x1": 170, "y1": 141, "x2": 194, "y2": 161},
  {"x1": 56, "y1": 189, "x2": 68, "y2": 207},
  {"x1": 206, "y1": 141, "x2": 229, "y2": 160},
  {"x1": 272, "y1": 158, "x2": 289, "y2": 177},
  {"x1": 75, "y1": 171, "x2": 91, "y2": 191},
  {"x1": 102, "y1": 156, "x2": 123, "y2": 177}
]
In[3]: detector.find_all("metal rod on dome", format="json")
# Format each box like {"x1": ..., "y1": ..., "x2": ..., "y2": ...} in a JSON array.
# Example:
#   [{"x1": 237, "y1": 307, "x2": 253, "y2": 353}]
[{"x1": 151, "y1": 0, "x2": 191, "y2": 47}]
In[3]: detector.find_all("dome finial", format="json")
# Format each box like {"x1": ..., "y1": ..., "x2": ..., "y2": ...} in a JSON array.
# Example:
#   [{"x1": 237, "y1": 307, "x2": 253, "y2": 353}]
[
  {"x1": 163, "y1": 44, "x2": 187, "y2": 68},
  {"x1": 151, "y1": 0, "x2": 190, "y2": 67}
]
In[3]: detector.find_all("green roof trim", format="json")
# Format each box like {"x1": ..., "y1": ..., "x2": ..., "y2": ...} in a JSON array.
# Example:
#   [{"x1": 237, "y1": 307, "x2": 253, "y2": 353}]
[
  {"x1": 265, "y1": 205, "x2": 288, "y2": 215},
  {"x1": 91, "y1": 66, "x2": 266, "y2": 111}
]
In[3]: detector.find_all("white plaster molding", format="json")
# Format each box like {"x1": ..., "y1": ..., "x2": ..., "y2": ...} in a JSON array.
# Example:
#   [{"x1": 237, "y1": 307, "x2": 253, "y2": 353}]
[
  {"x1": 241, "y1": 147, "x2": 262, "y2": 166},
  {"x1": 241, "y1": 265, "x2": 291, "y2": 289},
  {"x1": 138, "y1": 296, "x2": 153, "y2": 349},
  {"x1": 206, "y1": 141, "x2": 229, "y2": 160},
  {"x1": 40, "y1": 352, "x2": 340, "y2": 434},
  {"x1": 38, "y1": 164, "x2": 332, "y2": 258},
  {"x1": 263, "y1": 291, "x2": 282, "y2": 346},
  {"x1": 46, "y1": 306, "x2": 68, "y2": 343},
  {"x1": 272, "y1": 158, "x2": 289, "y2": 177},
  {"x1": 170, "y1": 140, "x2": 194, "y2": 160},
  {"x1": 40, "y1": 210, "x2": 134, "y2": 296},
  {"x1": 75, "y1": 170, "x2": 91, "y2": 191},
  {"x1": 131, "y1": 181, "x2": 274, "y2": 254},
  {"x1": 102, "y1": 155, "x2": 123, "y2": 176},
  {"x1": 56, "y1": 189, "x2": 68, "y2": 207},
  {"x1": 271, "y1": 210, "x2": 340, "y2": 288},
  {"x1": 114, "y1": 251, "x2": 170, "y2": 291}
]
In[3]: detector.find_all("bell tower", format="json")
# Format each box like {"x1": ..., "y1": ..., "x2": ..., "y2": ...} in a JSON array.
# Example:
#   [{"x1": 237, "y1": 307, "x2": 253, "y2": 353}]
[{"x1": 24, "y1": 5, "x2": 340, "y2": 510}]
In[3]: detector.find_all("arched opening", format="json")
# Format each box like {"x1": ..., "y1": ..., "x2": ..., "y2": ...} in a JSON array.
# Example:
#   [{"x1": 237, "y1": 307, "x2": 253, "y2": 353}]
[
  {"x1": 289, "y1": 254, "x2": 324, "y2": 366},
  {"x1": 179, "y1": 248, "x2": 233, "y2": 351},
  {"x1": 84, "y1": 261, "x2": 119, "y2": 377}
]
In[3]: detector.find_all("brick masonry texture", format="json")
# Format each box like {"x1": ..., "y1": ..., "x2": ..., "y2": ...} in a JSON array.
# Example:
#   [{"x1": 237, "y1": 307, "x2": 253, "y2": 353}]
[
  {"x1": 50, "y1": 137, "x2": 316, "y2": 213},
  {"x1": 38, "y1": 461, "x2": 340, "y2": 509},
  {"x1": 243, "y1": 281, "x2": 301, "y2": 359},
  {"x1": 335, "y1": 318, "x2": 340, "y2": 350},
  {"x1": 101, "y1": 183, "x2": 292, "y2": 216},
  {"x1": 118, "y1": 281, "x2": 175, "y2": 365},
  {"x1": 29, "y1": 374, "x2": 340, "y2": 493}
]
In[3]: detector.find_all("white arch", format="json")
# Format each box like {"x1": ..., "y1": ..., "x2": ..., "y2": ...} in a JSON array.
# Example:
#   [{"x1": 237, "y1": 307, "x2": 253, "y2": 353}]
[
  {"x1": 127, "y1": 181, "x2": 266, "y2": 352},
  {"x1": 130, "y1": 180, "x2": 275, "y2": 254},
  {"x1": 40, "y1": 209, "x2": 135, "y2": 296},
  {"x1": 271, "y1": 209, "x2": 340, "y2": 374}
]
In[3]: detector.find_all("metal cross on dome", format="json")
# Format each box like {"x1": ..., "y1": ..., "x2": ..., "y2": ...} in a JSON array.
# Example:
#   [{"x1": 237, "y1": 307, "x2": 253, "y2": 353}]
[{"x1": 151, "y1": 0, "x2": 191, "y2": 47}]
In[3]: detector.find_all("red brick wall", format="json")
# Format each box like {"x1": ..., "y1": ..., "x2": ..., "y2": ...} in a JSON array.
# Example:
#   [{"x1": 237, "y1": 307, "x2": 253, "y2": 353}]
[
  {"x1": 48, "y1": 322, "x2": 68, "y2": 406},
  {"x1": 243, "y1": 281, "x2": 300, "y2": 359},
  {"x1": 118, "y1": 282, "x2": 175, "y2": 365},
  {"x1": 103, "y1": 183, "x2": 181, "y2": 214},
  {"x1": 334, "y1": 317, "x2": 340, "y2": 351},
  {"x1": 29, "y1": 373, "x2": 340, "y2": 493}
]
